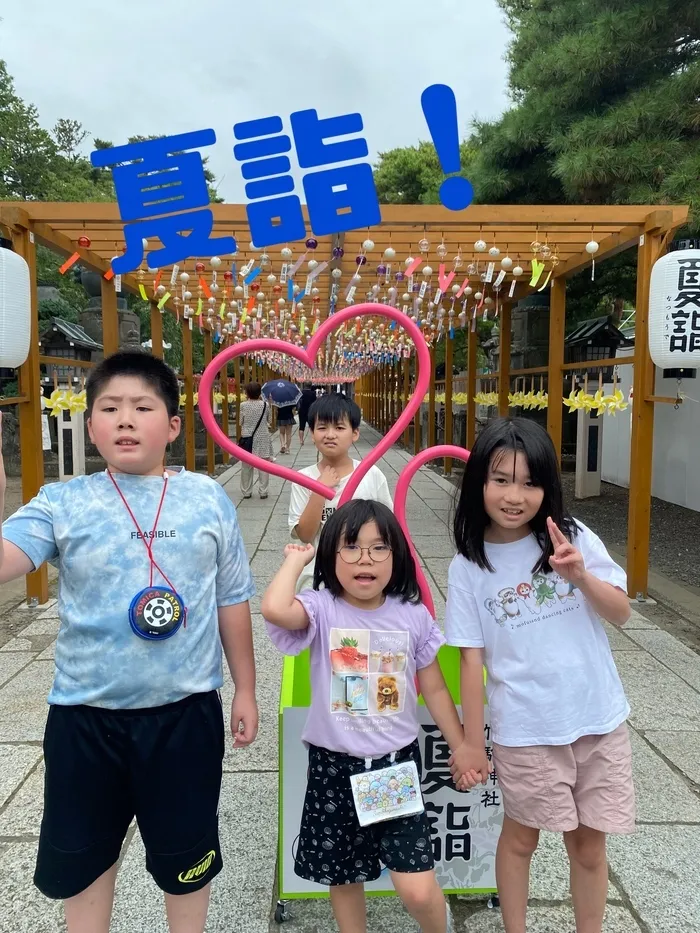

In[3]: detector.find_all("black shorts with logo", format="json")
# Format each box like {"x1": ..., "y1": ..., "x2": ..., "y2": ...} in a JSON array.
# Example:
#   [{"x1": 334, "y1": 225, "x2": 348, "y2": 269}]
[
  {"x1": 35, "y1": 691, "x2": 225, "y2": 899},
  {"x1": 294, "y1": 740, "x2": 435, "y2": 886}
]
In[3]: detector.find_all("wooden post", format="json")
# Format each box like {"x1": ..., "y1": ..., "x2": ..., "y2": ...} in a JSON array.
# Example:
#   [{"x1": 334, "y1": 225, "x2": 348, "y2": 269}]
[
  {"x1": 182, "y1": 321, "x2": 195, "y2": 472},
  {"x1": 244, "y1": 357, "x2": 250, "y2": 386},
  {"x1": 428, "y1": 344, "x2": 437, "y2": 449},
  {"x1": 467, "y1": 321, "x2": 477, "y2": 449},
  {"x1": 203, "y1": 331, "x2": 215, "y2": 475},
  {"x1": 547, "y1": 278, "x2": 566, "y2": 461},
  {"x1": 391, "y1": 361, "x2": 397, "y2": 429},
  {"x1": 101, "y1": 276, "x2": 119, "y2": 357},
  {"x1": 234, "y1": 358, "x2": 241, "y2": 443},
  {"x1": 220, "y1": 359, "x2": 230, "y2": 465},
  {"x1": 150, "y1": 302, "x2": 164, "y2": 359},
  {"x1": 414, "y1": 361, "x2": 422, "y2": 454},
  {"x1": 627, "y1": 229, "x2": 665, "y2": 599},
  {"x1": 402, "y1": 358, "x2": 410, "y2": 447},
  {"x1": 11, "y1": 225, "x2": 48, "y2": 604},
  {"x1": 498, "y1": 302, "x2": 512, "y2": 417},
  {"x1": 444, "y1": 333, "x2": 454, "y2": 474}
]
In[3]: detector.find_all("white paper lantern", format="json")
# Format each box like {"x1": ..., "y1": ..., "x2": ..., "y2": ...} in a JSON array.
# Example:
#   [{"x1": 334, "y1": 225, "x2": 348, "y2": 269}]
[
  {"x1": 649, "y1": 249, "x2": 700, "y2": 369},
  {"x1": 0, "y1": 248, "x2": 31, "y2": 368}
]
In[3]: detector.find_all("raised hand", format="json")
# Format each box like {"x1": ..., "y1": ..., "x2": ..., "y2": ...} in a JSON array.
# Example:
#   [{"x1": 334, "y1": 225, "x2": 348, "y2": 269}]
[
  {"x1": 283, "y1": 542, "x2": 316, "y2": 566},
  {"x1": 547, "y1": 517, "x2": 585, "y2": 584},
  {"x1": 319, "y1": 465, "x2": 341, "y2": 489}
]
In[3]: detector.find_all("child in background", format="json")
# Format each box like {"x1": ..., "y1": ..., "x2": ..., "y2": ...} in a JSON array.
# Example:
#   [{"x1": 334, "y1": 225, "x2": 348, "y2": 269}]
[
  {"x1": 288, "y1": 394, "x2": 392, "y2": 591},
  {"x1": 0, "y1": 351, "x2": 257, "y2": 933},
  {"x1": 444, "y1": 417, "x2": 634, "y2": 933},
  {"x1": 263, "y1": 500, "x2": 479, "y2": 933}
]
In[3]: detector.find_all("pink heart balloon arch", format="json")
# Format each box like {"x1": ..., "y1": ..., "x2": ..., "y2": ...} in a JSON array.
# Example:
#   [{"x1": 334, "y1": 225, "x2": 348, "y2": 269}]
[
  {"x1": 393, "y1": 445, "x2": 471, "y2": 619},
  {"x1": 198, "y1": 303, "x2": 432, "y2": 501}
]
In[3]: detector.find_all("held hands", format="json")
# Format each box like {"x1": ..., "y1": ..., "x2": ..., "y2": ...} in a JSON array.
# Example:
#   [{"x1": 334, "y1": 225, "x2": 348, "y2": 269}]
[
  {"x1": 283, "y1": 543, "x2": 316, "y2": 567},
  {"x1": 547, "y1": 517, "x2": 586, "y2": 584},
  {"x1": 449, "y1": 740, "x2": 492, "y2": 792}
]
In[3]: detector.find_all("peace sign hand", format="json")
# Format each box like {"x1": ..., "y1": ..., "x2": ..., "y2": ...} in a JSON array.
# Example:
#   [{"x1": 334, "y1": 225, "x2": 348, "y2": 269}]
[{"x1": 547, "y1": 517, "x2": 586, "y2": 584}]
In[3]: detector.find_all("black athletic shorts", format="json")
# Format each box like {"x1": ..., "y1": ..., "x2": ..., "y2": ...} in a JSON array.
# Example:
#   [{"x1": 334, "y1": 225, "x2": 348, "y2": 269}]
[
  {"x1": 294, "y1": 740, "x2": 435, "y2": 886},
  {"x1": 35, "y1": 691, "x2": 225, "y2": 899}
]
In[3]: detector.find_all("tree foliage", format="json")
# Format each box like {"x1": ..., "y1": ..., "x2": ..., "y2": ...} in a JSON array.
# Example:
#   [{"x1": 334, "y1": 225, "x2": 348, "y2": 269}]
[
  {"x1": 0, "y1": 58, "x2": 224, "y2": 371},
  {"x1": 373, "y1": 0, "x2": 699, "y2": 322}
]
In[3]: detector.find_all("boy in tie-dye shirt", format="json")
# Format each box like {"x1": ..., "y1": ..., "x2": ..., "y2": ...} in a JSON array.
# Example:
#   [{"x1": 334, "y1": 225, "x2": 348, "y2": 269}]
[{"x1": 0, "y1": 351, "x2": 256, "y2": 933}]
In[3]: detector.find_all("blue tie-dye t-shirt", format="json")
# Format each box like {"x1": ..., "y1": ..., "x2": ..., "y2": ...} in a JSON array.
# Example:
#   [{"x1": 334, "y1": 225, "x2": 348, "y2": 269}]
[{"x1": 1, "y1": 468, "x2": 255, "y2": 709}]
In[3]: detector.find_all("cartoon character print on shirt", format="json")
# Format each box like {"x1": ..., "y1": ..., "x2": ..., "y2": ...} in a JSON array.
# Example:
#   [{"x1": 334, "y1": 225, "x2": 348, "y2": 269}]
[
  {"x1": 484, "y1": 597, "x2": 508, "y2": 627},
  {"x1": 516, "y1": 582, "x2": 541, "y2": 615},
  {"x1": 532, "y1": 573, "x2": 557, "y2": 608},
  {"x1": 552, "y1": 571, "x2": 576, "y2": 602},
  {"x1": 484, "y1": 572, "x2": 580, "y2": 630}
]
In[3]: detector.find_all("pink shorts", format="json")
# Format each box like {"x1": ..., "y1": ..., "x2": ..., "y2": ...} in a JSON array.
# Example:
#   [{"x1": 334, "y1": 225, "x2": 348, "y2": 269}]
[{"x1": 492, "y1": 723, "x2": 635, "y2": 834}]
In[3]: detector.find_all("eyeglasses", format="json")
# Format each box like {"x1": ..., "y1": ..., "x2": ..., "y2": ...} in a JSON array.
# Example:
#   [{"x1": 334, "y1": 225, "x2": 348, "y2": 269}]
[{"x1": 337, "y1": 544, "x2": 392, "y2": 564}]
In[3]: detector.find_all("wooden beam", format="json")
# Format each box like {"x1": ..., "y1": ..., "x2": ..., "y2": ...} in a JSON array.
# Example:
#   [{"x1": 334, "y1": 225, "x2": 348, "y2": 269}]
[
  {"x1": 150, "y1": 302, "x2": 164, "y2": 359},
  {"x1": 498, "y1": 302, "x2": 512, "y2": 417},
  {"x1": 413, "y1": 358, "x2": 422, "y2": 454},
  {"x1": 15, "y1": 201, "x2": 687, "y2": 228},
  {"x1": 220, "y1": 356, "x2": 230, "y2": 464},
  {"x1": 467, "y1": 322, "x2": 477, "y2": 449},
  {"x1": 182, "y1": 321, "x2": 195, "y2": 472},
  {"x1": 204, "y1": 331, "x2": 215, "y2": 476},
  {"x1": 101, "y1": 276, "x2": 119, "y2": 357},
  {"x1": 10, "y1": 225, "x2": 49, "y2": 605},
  {"x1": 444, "y1": 333, "x2": 454, "y2": 474},
  {"x1": 38, "y1": 356, "x2": 95, "y2": 369},
  {"x1": 627, "y1": 228, "x2": 666, "y2": 599},
  {"x1": 555, "y1": 211, "x2": 677, "y2": 280},
  {"x1": 547, "y1": 278, "x2": 566, "y2": 461}
]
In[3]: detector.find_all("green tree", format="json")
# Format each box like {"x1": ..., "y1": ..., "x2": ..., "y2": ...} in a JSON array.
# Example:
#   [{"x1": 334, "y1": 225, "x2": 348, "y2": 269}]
[
  {"x1": 374, "y1": 141, "x2": 476, "y2": 205},
  {"x1": 470, "y1": 0, "x2": 700, "y2": 223}
]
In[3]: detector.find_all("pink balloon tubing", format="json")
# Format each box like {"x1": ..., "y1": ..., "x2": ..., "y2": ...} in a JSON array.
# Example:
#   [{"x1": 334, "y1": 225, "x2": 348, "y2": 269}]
[
  {"x1": 393, "y1": 445, "x2": 471, "y2": 618},
  {"x1": 198, "y1": 304, "x2": 433, "y2": 502}
]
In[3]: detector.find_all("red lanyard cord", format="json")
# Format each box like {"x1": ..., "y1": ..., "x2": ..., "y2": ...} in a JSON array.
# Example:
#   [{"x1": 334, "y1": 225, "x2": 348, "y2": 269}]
[{"x1": 107, "y1": 470, "x2": 178, "y2": 591}]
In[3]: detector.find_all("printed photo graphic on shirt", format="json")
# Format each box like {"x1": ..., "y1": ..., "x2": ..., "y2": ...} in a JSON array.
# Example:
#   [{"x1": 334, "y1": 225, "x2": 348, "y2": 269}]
[
  {"x1": 371, "y1": 672, "x2": 406, "y2": 715},
  {"x1": 329, "y1": 629, "x2": 369, "y2": 674},
  {"x1": 321, "y1": 504, "x2": 336, "y2": 524},
  {"x1": 331, "y1": 672, "x2": 370, "y2": 715},
  {"x1": 484, "y1": 572, "x2": 580, "y2": 630},
  {"x1": 369, "y1": 630, "x2": 409, "y2": 674}
]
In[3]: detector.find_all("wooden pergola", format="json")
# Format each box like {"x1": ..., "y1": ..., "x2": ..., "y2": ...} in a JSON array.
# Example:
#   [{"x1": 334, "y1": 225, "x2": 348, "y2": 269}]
[{"x1": 0, "y1": 201, "x2": 688, "y2": 606}]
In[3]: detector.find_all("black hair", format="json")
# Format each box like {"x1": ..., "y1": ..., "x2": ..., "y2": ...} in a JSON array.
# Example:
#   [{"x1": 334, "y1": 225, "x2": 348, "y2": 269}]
[
  {"x1": 453, "y1": 417, "x2": 578, "y2": 574},
  {"x1": 313, "y1": 500, "x2": 421, "y2": 604},
  {"x1": 86, "y1": 350, "x2": 180, "y2": 418},
  {"x1": 307, "y1": 393, "x2": 361, "y2": 431},
  {"x1": 245, "y1": 382, "x2": 262, "y2": 400}
]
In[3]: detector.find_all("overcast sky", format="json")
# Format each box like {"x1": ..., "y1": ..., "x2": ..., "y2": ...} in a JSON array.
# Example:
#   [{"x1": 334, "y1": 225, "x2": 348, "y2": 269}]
[{"x1": 1, "y1": 1, "x2": 512, "y2": 202}]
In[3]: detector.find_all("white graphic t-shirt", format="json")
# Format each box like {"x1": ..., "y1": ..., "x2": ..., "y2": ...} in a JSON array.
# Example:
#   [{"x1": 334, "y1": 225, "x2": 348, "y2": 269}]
[
  {"x1": 444, "y1": 521, "x2": 630, "y2": 747},
  {"x1": 288, "y1": 460, "x2": 393, "y2": 591}
]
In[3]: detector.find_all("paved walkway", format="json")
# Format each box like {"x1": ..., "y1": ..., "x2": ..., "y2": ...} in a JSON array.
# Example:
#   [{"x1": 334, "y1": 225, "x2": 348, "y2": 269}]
[{"x1": 0, "y1": 426, "x2": 699, "y2": 932}]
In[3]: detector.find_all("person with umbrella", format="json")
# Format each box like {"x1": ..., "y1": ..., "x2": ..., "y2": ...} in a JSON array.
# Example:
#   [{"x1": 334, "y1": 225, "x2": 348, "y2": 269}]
[
  {"x1": 262, "y1": 379, "x2": 301, "y2": 455},
  {"x1": 296, "y1": 383, "x2": 318, "y2": 447}
]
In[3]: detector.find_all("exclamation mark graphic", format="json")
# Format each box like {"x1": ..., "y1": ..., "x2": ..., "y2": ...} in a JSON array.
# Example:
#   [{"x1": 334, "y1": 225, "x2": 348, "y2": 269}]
[{"x1": 421, "y1": 84, "x2": 474, "y2": 211}]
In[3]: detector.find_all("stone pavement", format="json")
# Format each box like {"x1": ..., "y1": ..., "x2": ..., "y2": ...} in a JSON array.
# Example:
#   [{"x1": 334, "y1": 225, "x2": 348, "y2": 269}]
[{"x1": 1, "y1": 425, "x2": 699, "y2": 932}]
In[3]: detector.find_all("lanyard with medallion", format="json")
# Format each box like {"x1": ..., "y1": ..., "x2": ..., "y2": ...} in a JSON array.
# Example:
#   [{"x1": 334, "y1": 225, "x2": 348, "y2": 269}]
[{"x1": 108, "y1": 469, "x2": 186, "y2": 641}]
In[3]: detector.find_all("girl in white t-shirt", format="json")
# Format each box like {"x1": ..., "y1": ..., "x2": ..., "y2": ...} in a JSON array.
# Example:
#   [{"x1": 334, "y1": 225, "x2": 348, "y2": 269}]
[{"x1": 444, "y1": 417, "x2": 634, "y2": 933}]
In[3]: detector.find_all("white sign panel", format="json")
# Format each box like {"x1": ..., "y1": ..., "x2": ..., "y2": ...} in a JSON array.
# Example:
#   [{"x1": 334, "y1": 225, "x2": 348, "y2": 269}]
[{"x1": 280, "y1": 706, "x2": 502, "y2": 897}]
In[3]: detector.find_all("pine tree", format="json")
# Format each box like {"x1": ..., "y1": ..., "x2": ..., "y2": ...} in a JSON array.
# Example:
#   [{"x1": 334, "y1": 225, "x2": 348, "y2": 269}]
[{"x1": 470, "y1": 0, "x2": 700, "y2": 227}]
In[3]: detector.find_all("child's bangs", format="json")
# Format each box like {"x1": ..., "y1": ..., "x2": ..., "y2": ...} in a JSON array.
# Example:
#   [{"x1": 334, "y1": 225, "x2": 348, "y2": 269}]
[{"x1": 338, "y1": 501, "x2": 392, "y2": 546}]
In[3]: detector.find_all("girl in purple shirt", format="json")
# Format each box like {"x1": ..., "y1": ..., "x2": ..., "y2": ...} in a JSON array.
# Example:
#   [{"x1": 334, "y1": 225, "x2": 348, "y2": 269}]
[{"x1": 263, "y1": 500, "x2": 478, "y2": 933}]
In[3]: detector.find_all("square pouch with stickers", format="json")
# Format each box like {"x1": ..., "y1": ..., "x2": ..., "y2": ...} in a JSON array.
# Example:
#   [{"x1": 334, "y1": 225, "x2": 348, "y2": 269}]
[{"x1": 349, "y1": 758, "x2": 424, "y2": 828}]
